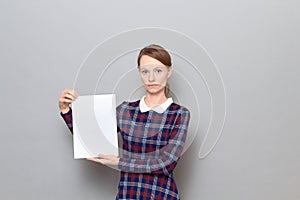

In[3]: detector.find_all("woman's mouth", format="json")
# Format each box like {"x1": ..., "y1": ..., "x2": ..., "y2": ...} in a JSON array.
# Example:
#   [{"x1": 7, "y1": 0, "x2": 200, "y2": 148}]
[{"x1": 147, "y1": 84, "x2": 159, "y2": 87}]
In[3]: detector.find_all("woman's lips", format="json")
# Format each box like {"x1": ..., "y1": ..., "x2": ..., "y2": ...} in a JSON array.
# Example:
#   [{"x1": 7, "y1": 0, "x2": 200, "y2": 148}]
[{"x1": 147, "y1": 84, "x2": 159, "y2": 87}]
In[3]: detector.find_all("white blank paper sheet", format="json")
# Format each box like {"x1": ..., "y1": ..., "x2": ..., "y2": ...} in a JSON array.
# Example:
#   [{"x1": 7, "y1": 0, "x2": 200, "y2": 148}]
[{"x1": 72, "y1": 94, "x2": 119, "y2": 159}]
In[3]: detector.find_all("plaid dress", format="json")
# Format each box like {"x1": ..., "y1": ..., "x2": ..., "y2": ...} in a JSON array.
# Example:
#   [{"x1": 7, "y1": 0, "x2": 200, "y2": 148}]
[{"x1": 60, "y1": 99, "x2": 190, "y2": 200}]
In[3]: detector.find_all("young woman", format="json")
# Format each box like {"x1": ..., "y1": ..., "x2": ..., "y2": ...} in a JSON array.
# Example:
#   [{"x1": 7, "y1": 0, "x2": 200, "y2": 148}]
[{"x1": 59, "y1": 44, "x2": 191, "y2": 200}]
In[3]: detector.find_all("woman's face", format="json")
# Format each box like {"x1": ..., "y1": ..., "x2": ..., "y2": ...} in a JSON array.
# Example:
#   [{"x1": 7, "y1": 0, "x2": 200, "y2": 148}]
[{"x1": 139, "y1": 55, "x2": 172, "y2": 95}]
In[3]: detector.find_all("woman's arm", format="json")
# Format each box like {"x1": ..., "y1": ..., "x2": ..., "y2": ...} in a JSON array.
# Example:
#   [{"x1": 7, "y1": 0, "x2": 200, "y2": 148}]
[
  {"x1": 58, "y1": 89, "x2": 78, "y2": 134},
  {"x1": 60, "y1": 107, "x2": 74, "y2": 134},
  {"x1": 118, "y1": 108, "x2": 191, "y2": 176}
]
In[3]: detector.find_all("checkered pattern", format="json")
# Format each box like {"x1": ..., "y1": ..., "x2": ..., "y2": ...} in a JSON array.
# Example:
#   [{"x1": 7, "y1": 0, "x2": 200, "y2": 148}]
[{"x1": 60, "y1": 99, "x2": 190, "y2": 200}]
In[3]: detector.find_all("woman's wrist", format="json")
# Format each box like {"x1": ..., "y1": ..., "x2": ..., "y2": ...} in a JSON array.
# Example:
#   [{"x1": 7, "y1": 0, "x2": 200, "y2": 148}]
[{"x1": 60, "y1": 107, "x2": 70, "y2": 114}]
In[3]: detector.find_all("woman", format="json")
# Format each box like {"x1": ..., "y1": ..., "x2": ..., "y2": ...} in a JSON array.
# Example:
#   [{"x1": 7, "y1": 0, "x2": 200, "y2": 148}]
[{"x1": 59, "y1": 44, "x2": 191, "y2": 200}]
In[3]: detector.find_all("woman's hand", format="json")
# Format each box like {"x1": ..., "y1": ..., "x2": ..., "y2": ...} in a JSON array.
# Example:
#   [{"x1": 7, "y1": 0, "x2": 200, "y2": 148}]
[
  {"x1": 86, "y1": 154, "x2": 120, "y2": 166},
  {"x1": 58, "y1": 89, "x2": 79, "y2": 113}
]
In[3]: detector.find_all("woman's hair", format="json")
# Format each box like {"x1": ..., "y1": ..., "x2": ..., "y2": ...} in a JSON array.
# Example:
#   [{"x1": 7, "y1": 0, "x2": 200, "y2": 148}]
[{"x1": 137, "y1": 44, "x2": 172, "y2": 97}]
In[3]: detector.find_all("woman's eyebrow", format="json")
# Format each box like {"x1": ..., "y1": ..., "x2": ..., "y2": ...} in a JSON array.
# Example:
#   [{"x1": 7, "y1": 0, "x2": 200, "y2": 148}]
[{"x1": 140, "y1": 65, "x2": 163, "y2": 70}]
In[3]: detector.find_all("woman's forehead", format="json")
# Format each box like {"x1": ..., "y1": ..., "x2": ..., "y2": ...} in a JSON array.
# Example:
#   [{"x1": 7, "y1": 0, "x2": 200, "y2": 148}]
[
  {"x1": 139, "y1": 64, "x2": 167, "y2": 70},
  {"x1": 139, "y1": 55, "x2": 163, "y2": 65}
]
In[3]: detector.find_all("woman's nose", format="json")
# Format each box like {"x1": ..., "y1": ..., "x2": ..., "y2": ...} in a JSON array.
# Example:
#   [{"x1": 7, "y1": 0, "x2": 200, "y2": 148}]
[{"x1": 148, "y1": 72, "x2": 155, "y2": 82}]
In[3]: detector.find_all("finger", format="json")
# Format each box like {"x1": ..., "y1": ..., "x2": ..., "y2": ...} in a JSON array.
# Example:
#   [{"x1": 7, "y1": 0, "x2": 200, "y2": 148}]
[
  {"x1": 64, "y1": 92, "x2": 78, "y2": 102},
  {"x1": 59, "y1": 97, "x2": 70, "y2": 103},
  {"x1": 98, "y1": 153, "x2": 108, "y2": 159},
  {"x1": 62, "y1": 89, "x2": 79, "y2": 100},
  {"x1": 87, "y1": 157, "x2": 105, "y2": 164},
  {"x1": 60, "y1": 97, "x2": 72, "y2": 103},
  {"x1": 96, "y1": 158, "x2": 105, "y2": 165},
  {"x1": 62, "y1": 89, "x2": 72, "y2": 96},
  {"x1": 69, "y1": 89, "x2": 79, "y2": 98},
  {"x1": 87, "y1": 157, "x2": 99, "y2": 163},
  {"x1": 65, "y1": 93, "x2": 75, "y2": 100},
  {"x1": 70, "y1": 89, "x2": 79, "y2": 98}
]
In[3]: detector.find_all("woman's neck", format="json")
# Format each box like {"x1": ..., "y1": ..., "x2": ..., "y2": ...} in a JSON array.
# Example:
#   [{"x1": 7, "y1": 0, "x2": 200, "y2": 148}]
[{"x1": 144, "y1": 91, "x2": 167, "y2": 108}]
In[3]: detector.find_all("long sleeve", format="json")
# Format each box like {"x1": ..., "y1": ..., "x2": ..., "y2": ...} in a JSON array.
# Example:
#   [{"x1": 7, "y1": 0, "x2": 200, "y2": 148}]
[
  {"x1": 60, "y1": 107, "x2": 73, "y2": 135},
  {"x1": 118, "y1": 108, "x2": 191, "y2": 176}
]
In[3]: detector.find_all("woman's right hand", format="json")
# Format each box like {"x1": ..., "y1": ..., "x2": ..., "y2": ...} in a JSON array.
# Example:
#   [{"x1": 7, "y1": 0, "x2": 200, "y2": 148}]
[{"x1": 59, "y1": 89, "x2": 79, "y2": 114}]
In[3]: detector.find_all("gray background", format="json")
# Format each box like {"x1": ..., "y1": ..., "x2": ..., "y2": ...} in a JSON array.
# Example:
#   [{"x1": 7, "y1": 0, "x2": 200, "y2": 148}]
[{"x1": 1, "y1": 0, "x2": 299, "y2": 199}]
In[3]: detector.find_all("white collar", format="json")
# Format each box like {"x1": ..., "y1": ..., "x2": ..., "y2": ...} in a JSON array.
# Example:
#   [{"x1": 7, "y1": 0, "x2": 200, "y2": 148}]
[{"x1": 139, "y1": 95, "x2": 173, "y2": 113}]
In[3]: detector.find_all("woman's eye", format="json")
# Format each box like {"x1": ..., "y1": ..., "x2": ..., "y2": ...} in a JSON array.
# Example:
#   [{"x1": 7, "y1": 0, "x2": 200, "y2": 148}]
[
  {"x1": 141, "y1": 70, "x2": 148, "y2": 74},
  {"x1": 155, "y1": 69, "x2": 162, "y2": 73}
]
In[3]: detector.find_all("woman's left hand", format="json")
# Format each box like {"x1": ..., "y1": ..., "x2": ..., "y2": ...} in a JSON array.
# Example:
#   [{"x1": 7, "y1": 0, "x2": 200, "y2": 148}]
[{"x1": 86, "y1": 154, "x2": 120, "y2": 166}]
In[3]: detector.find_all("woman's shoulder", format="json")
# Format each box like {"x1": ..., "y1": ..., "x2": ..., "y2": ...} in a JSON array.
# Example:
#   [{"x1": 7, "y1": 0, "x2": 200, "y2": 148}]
[
  {"x1": 116, "y1": 99, "x2": 140, "y2": 110},
  {"x1": 169, "y1": 102, "x2": 190, "y2": 114}
]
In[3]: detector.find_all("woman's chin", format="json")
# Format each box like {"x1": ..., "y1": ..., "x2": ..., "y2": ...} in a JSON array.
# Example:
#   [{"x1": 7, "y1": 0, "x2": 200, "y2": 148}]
[{"x1": 146, "y1": 88, "x2": 164, "y2": 94}]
